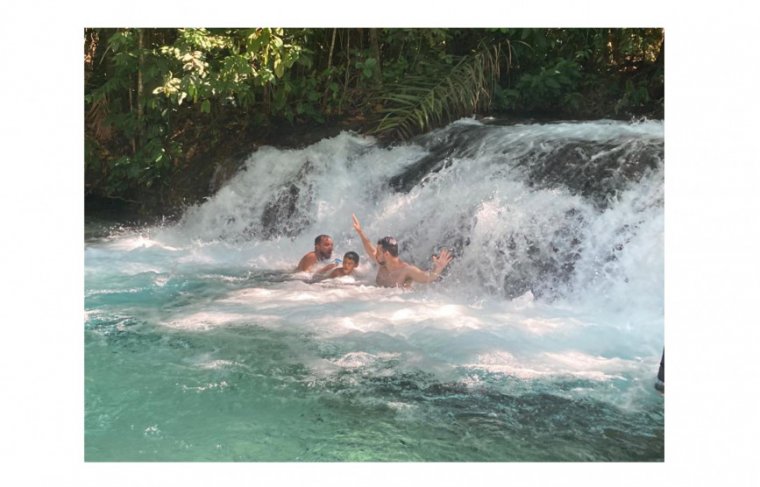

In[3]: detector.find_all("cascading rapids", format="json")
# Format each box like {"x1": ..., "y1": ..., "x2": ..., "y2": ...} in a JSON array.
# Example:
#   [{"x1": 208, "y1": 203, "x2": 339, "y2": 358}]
[
  {"x1": 86, "y1": 118, "x2": 665, "y2": 461},
  {"x1": 160, "y1": 118, "x2": 663, "y2": 305}
]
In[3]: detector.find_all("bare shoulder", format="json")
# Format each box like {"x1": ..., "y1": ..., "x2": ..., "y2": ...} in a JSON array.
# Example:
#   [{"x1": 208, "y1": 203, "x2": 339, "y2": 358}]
[
  {"x1": 402, "y1": 262, "x2": 425, "y2": 277},
  {"x1": 297, "y1": 251, "x2": 317, "y2": 271}
]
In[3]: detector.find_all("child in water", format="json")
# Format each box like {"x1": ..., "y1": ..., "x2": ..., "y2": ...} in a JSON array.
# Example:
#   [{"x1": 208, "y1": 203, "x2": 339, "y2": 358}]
[{"x1": 326, "y1": 251, "x2": 360, "y2": 279}]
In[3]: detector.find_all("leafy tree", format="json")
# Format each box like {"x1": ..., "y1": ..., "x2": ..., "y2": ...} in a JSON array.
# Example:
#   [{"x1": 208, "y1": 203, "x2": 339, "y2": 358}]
[{"x1": 85, "y1": 28, "x2": 663, "y2": 210}]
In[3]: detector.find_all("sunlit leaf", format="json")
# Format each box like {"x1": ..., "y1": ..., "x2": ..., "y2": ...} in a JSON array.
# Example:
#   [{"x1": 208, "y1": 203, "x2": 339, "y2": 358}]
[{"x1": 274, "y1": 58, "x2": 284, "y2": 78}]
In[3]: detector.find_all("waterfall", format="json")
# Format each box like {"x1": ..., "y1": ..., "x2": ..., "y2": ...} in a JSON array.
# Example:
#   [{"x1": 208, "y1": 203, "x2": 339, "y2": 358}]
[
  {"x1": 161, "y1": 118, "x2": 663, "y2": 305},
  {"x1": 85, "y1": 118, "x2": 664, "y2": 461}
]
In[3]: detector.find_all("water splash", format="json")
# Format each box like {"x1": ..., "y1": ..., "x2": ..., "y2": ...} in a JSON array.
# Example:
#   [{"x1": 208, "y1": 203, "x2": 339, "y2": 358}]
[
  {"x1": 148, "y1": 119, "x2": 663, "y2": 305},
  {"x1": 85, "y1": 119, "x2": 664, "y2": 461}
]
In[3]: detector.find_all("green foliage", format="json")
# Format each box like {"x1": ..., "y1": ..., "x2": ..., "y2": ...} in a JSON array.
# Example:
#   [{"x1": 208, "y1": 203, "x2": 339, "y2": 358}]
[
  {"x1": 356, "y1": 58, "x2": 379, "y2": 80},
  {"x1": 85, "y1": 28, "x2": 663, "y2": 205},
  {"x1": 616, "y1": 79, "x2": 651, "y2": 113},
  {"x1": 488, "y1": 28, "x2": 663, "y2": 117},
  {"x1": 510, "y1": 58, "x2": 582, "y2": 112},
  {"x1": 152, "y1": 28, "x2": 302, "y2": 108},
  {"x1": 369, "y1": 44, "x2": 501, "y2": 140},
  {"x1": 85, "y1": 28, "x2": 309, "y2": 198}
]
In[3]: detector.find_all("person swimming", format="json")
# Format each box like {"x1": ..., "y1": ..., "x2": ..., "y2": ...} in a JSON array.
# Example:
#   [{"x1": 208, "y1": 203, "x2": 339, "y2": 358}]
[
  {"x1": 325, "y1": 251, "x2": 360, "y2": 279},
  {"x1": 351, "y1": 214, "x2": 452, "y2": 288},
  {"x1": 296, "y1": 234, "x2": 339, "y2": 274}
]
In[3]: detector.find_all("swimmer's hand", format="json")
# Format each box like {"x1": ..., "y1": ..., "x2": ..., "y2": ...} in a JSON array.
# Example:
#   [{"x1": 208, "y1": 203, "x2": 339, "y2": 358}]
[
  {"x1": 351, "y1": 213, "x2": 364, "y2": 237},
  {"x1": 432, "y1": 248, "x2": 453, "y2": 273}
]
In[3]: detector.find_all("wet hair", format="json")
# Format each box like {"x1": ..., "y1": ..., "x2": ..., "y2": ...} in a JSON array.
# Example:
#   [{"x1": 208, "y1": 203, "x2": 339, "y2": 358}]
[
  {"x1": 315, "y1": 234, "x2": 331, "y2": 246},
  {"x1": 376, "y1": 236, "x2": 398, "y2": 257},
  {"x1": 343, "y1": 251, "x2": 360, "y2": 265}
]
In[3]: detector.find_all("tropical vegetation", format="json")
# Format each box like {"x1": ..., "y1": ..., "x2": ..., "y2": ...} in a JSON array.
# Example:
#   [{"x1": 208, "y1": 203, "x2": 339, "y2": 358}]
[{"x1": 84, "y1": 28, "x2": 663, "y2": 213}]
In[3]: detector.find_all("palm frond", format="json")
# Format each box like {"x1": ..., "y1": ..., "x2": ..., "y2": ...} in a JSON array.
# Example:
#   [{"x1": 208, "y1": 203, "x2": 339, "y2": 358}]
[
  {"x1": 368, "y1": 43, "x2": 501, "y2": 141},
  {"x1": 86, "y1": 95, "x2": 113, "y2": 142}
]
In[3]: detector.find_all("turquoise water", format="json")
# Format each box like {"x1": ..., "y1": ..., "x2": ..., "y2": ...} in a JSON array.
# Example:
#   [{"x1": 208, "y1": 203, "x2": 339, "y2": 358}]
[
  {"x1": 85, "y1": 120, "x2": 664, "y2": 461},
  {"x1": 85, "y1": 263, "x2": 663, "y2": 461}
]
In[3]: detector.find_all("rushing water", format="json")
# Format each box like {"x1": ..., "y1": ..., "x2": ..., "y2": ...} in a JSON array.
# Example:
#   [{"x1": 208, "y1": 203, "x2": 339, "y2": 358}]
[{"x1": 85, "y1": 118, "x2": 664, "y2": 461}]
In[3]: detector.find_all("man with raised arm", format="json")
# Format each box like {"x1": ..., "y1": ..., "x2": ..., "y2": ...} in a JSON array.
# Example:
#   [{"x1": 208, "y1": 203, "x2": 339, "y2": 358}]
[
  {"x1": 351, "y1": 214, "x2": 453, "y2": 288},
  {"x1": 296, "y1": 234, "x2": 339, "y2": 273}
]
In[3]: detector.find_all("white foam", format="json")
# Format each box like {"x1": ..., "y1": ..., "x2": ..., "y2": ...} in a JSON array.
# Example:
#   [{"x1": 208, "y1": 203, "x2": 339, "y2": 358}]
[
  {"x1": 332, "y1": 351, "x2": 401, "y2": 369},
  {"x1": 106, "y1": 234, "x2": 181, "y2": 252},
  {"x1": 180, "y1": 381, "x2": 230, "y2": 393},
  {"x1": 162, "y1": 311, "x2": 251, "y2": 330},
  {"x1": 464, "y1": 350, "x2": 638, "y2": 381},
  {"x1": 195, "y1": 359, "x2": 247, "y2": 370},
  {"x1": 86, "y1": 120, "x2": 664, "y2": 407}
]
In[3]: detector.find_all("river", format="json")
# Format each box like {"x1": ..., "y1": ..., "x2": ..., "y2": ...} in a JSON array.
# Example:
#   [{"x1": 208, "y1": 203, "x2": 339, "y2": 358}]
[{"x1": 85, "y1": 118, "x2": 664, "y2": 461}]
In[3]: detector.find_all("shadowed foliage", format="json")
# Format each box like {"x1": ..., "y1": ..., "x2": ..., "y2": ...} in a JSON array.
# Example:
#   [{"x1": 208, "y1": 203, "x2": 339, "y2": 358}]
[
  {"x1": 84, "y1": 28, "x2": 663, "y2": 213},
  {"x1": 369, "y1": 44, "x2": 502, "y2": 140}
]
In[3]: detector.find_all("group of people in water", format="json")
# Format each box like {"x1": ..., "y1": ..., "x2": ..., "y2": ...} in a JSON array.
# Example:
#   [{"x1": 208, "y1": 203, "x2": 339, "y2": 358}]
[{"x1": 296, "y1": 214, "x2": 453, "y2": 288}]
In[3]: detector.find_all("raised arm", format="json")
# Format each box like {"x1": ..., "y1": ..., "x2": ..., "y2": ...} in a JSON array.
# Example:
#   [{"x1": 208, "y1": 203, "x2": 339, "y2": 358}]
[
  {"x1": 352, "y1": 214, "x2": 377, "y2": 262},
  {"x1": 404, "y1": 248, "x2": 453, "y2": 284}
]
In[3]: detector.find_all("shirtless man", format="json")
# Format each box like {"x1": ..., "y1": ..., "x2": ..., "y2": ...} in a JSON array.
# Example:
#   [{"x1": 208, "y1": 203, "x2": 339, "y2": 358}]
[
  {"x1": 351, "y1": 214, "x2": 452, "y2": 288},
  {"x1": 296, "y1": 234, "x2": 339, "y2": 273}
]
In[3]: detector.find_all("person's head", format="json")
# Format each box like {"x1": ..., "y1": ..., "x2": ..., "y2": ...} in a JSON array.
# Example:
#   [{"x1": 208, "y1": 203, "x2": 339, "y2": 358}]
[
  {"x1": 314, "y1": 234, "x2": 333, "y2": 260},
  {"x1": 375, "y1": 236, "x2": 398, "y2": 265},
  {"x1": 342, "y1": 251, "x2": 360, "y2": 273}
]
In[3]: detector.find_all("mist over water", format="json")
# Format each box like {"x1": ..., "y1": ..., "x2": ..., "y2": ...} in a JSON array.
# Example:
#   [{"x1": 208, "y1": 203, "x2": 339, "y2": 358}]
[{"x1": 85, "y1": 119, "x2": 664, "y2": 461}]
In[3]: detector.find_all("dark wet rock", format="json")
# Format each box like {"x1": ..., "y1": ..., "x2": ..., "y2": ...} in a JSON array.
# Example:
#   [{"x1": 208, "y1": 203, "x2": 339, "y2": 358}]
[
  {"x1": 259, "y1": 160, "x2": 315, "y2": 239},
  {"x1": 516, "y1": 139, "x2": 662, "y2": 209},
  {"x1": 389, "y1": 126, "x2": 663, "y2": 211},
  {"x1": 389, "y1": 123, "x2": 490, "y2": 192}
]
